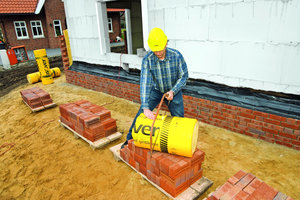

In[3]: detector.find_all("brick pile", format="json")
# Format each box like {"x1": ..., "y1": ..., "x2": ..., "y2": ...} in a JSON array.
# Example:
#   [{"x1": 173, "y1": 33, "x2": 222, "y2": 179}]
[
  {"x1": 205, "y1": 170, "x2": 294, "y2": 200},
  {"x1": 59, "y1": 100, "x2": 117, "y2": 142},
  {"x1": 20, "y1": 87, "x2": 54, "y2": 109},
  {"x1": 120, "y1": 139, "x2": 205, "y2": 197}
]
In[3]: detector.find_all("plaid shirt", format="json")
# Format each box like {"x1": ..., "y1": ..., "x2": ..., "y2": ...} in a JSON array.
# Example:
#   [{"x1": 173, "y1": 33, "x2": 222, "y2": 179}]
[{"x1": 140, "y1": 47, "x2": 188, "y2": 109}]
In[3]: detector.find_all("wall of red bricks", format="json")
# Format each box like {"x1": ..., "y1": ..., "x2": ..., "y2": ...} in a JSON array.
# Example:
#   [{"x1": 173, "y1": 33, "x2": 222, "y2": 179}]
[
  {"x1": 63, "y1": 69, "x2": 300, "y2": 151},
  {"x1": 0, "y1": 0, "x2": 66, "y2": 50}
]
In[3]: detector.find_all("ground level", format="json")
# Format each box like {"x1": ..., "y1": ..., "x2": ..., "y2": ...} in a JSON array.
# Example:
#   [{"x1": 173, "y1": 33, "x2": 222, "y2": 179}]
[{"x1": 0, "y1": 74, "x2": 299, "y2": 199}]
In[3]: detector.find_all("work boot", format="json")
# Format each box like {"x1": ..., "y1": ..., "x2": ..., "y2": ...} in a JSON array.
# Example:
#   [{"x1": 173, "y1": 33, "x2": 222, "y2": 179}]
[{"x1": 120, "y1": 140, "x2": 128, "y2": 149}]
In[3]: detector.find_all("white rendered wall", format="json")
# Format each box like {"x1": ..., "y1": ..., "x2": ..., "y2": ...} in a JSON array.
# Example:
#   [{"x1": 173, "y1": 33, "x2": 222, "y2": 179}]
[
  {"x1": 64, "y1": 0, "x2": 300, "y2": 95},
  {"x1": 145, "y1": 0, "x2": 300, "y2": 94}
]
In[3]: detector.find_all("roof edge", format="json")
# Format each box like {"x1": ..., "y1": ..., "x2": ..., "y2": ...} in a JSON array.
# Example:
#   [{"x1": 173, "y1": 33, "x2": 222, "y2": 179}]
[{"x1": 35, "y1": 0, "x2": 46, "y2": 14}]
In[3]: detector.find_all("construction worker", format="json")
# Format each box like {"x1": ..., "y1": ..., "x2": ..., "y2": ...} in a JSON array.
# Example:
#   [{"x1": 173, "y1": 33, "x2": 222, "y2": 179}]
[{"x1": 121, "y1": 27, "x2": 188, "y2": 148}]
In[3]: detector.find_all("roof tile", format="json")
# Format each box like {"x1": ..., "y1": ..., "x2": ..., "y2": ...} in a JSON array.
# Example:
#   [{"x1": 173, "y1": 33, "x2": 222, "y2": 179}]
[{"x1": 0, "y1": 0, "x2": 38, "y2": 14}]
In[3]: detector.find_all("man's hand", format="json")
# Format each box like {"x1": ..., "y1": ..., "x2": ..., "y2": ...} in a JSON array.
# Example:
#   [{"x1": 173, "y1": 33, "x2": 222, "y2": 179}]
[
  {"x1": 144, "y1": 109, "x2": 155, "y2": 120},
  {"x1": 165, "y1": 91, "x2": 174, "y2": 101}
]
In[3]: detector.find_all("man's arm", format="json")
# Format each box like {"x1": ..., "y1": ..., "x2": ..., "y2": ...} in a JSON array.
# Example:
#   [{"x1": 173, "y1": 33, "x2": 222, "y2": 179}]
[
  {"x1": 140, "y1": 57, "x2": 152, "y2": 110},
  {"x1": 171, "y1": 52, "x2": 188, "y2": 96}
]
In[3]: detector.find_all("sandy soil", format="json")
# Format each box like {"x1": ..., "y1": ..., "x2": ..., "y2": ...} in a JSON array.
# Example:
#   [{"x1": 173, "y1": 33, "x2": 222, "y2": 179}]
[{"x1": 0, "y1": 74, "x2": 299, "y2": 200}]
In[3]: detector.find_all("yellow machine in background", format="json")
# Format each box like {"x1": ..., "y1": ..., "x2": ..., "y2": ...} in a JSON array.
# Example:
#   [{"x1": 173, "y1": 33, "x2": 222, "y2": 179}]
[{"x1": 132, "y1": 113, "x2": 199, "y2": 157}]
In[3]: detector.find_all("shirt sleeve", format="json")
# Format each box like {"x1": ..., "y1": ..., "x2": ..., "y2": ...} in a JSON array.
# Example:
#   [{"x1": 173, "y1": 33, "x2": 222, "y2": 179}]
[
  {"x1": 140, "y1": 57, "x2": 153, "y2": 109},
  {"x1": 171, "y1": 52, "x2": 188, "y2": 95}
]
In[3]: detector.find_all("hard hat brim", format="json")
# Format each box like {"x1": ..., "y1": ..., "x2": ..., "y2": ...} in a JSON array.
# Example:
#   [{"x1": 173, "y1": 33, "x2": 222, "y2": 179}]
[{"x1": 148, "y1": 37, "x2": 167, "y2": 52}]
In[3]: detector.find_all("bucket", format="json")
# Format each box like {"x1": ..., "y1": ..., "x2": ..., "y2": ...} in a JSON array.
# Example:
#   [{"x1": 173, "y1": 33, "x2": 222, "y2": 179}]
[
  {"x1": 132, "y1": 113, "x2": 199, "y2": 157},
  {"x1": 27, "y1": 72, "x2": 41, "y2": 84},
  {"x1": 51, "y1": 67, "x2": 61, "y2": 78},
  {"x1": 33, "y1": 49, "x2": 53, "y2": 85}
]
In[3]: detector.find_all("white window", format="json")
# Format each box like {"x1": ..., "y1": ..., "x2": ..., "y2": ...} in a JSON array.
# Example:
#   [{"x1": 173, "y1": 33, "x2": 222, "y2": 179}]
[
  {"x1": 108, "y1": 18, "x2": 113, "y2": 32},
  {"x1": 14, "y1": 21, "x2": 29, "y2": 39},
  {"x1": 53, "y1": 20, "x2": 62, "y2": 37},
  {"x1": 30, "y1": 20, "x2": 44, "y2": 38}
]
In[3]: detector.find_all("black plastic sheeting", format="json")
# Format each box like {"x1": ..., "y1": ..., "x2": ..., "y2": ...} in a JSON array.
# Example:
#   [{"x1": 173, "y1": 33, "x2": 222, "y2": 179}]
[{"x1": 70, "y1": 61, "x2": 300, "y2": 120}]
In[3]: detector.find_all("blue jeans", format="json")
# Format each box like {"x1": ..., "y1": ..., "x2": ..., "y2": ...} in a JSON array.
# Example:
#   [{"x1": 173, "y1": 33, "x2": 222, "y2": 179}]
[{"x1": 126, "y1": 88, "x2": 184, "y2": 141}]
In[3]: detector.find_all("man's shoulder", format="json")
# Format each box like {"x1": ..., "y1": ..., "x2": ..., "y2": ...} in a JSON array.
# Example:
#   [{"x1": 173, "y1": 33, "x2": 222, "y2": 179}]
[
  {"x1": 166, "y1": 47, "x2": 183, "y2": 59},
  {"x1": 142, "y1": 51, "x2": 155, "y2": 61}
]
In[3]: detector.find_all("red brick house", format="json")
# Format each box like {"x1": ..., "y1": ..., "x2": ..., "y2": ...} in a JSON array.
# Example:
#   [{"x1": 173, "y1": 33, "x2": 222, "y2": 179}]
[
  {"x1": 107, "y1": 8, "x2": 124, "y2": 43},
  {"x1": 0, "y1": 0, "x2": 66, "y2": 50}
]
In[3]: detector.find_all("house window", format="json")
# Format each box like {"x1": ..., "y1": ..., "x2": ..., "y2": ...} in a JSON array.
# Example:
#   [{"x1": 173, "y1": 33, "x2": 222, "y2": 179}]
[
  {"x1": 53, "y1": 20, "x2": 62, "y2": 37},
  {"x1": 30, "y1": 20, "x2": 44, "y2": 38},
  {"x1": 108, "y1": 18, "x2": 113, "y2": 32},
  {"x1": 14, "y1": 21, "x2": 29, "y2": 39}
]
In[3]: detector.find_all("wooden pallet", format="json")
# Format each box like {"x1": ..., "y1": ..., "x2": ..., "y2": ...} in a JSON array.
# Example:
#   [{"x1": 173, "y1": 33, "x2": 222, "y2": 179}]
[
  {"x1": 59, "y1": 120, "x2": 122, "y2": 150},
  {"x1": 23, "y1": 99, "x2": 56, "y2": 112},
  {"x1": 109, "y1": 143, "x2": 213, "y2": 200}
]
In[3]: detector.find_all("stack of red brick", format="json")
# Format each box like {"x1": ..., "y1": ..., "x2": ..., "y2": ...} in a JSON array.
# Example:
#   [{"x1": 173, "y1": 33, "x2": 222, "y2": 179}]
[
  {"x1": 205, "y1": 170, "x2": 294, "y2": 200},
  {"x1": 20, "y1": 87, "x2": 53, "y2": 109},
  {"x1": 59, "y1": 100, "x2": 117, "y2": 142},
  {"x1": 120, "y1": 139, "x2": 205, "y2": 197}
]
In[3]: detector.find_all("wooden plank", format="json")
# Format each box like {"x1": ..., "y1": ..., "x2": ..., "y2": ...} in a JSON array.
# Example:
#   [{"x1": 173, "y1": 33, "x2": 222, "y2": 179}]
[
  {"x1": 59, "y1": 120, "x2": 122, "y2": 149},
  {"x1": 109, "y1": 143, "x2": 122, "y2": 161},
  {"x1": 109, "y1": 143, "x2": 213, "y2": 200},
  {"x1": 23, "y1": 100, "x2": 56, "y2": 112}
]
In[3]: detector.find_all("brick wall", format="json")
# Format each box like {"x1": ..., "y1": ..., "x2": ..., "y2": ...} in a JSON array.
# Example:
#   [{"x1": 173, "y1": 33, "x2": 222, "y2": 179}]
[
  {"x1": 1, "y1": 14, "x2": 49, "y2": 50},
  {"x1": 64, "y1": 69, "x2": 300, "y2": 151},
  {"x1": 108, "y1": 12, "x2": 121, "y2": 42},
  {"x1": 0, "y1": 0, "x2": 66, "y2": 50},
  {"x1": 44, "y1": 0, "x2": 67, "y2": 49}
]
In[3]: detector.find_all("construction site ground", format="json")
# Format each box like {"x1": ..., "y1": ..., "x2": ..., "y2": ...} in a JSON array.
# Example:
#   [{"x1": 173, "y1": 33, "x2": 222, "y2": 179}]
[{"x1": 0, "y1": 73, "x2": 299, "y2": 200}]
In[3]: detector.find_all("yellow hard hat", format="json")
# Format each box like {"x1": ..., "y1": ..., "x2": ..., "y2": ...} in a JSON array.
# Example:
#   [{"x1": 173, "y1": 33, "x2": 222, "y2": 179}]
[{"x1": 147, "y1": 28, "x2": 167, "y2": 52}]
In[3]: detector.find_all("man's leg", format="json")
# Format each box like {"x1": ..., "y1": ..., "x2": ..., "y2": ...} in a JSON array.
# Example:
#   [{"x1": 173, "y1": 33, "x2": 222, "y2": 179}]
[
  {"x1": 122, "y1": 89, "x2": 163, "y2": 147},
  {"x1": 166, "y1": 90, "x2": 184, "y2": 117}
]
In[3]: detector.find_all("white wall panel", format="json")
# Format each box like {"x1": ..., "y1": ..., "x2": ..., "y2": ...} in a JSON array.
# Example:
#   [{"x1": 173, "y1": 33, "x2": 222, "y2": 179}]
[{"x1": 63, "y1": 0, "x2": 300, "y2": 94}]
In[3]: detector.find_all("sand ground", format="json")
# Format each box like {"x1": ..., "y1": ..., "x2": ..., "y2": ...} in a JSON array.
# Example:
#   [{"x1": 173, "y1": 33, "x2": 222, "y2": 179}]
[{"x1": 0, "y1": 74, "x2": 299, "y2": 200}]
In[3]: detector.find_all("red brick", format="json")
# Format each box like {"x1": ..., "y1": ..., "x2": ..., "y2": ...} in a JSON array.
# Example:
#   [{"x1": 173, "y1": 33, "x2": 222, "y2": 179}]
[
  {"x1": 85, "y1": 123, "x2": 104, "y2": 136},
  {"x1": 128, "y1": 139, "x2": 135, "y2": 151},
  {"x1": 281, "y1": 122, "x2": 299, "y2": 130},
  {"x1": 291, "y1": 140, "x2": 300, "y2": 146},
  {"x1": 159, "y1": 157, "x2": 174, "y2": 176},
  {"x1": 264, "y1": 118, "x2": 281, "y2": 126},
  {"x1": 139, "y1": 164, "x2": 147, "y2": 176},
  {"x1": 249, "y1": 178, "x2": 262, "y2": 189},
  {"x1": 233, "y1": 190, "x2": 249, "y2": 200},
  {"x1": 212, "y1": 182, "x2": 240, "y2": 199},
  {"x1": 262, "y1": 127, "x2": 278, "y2": 135},
  {"x1": 235, "y1": 173, "x2": 255, "y2": 189},
  {"x1": 279, "y1": 132, "x2": 297, "y2": 139},
  {"x1": 253, "y1": 111, "x2": 268, "y2": 118},
  {"x1": 233, "y1": 170, "x2": 247, "y2": 180},
  {"x1": 247, "y1": 182, "x2": 278, "y2": 200},
  {"x1": 190, "y1": 169, "x2": 203, "y2": 185},
  {"x1": 269, "y1": 114, "x2": 286, "y2": 122},
  {"x1": 105, "y1": 125, "x2": 117, "y2": 136},
  {"x1": 275, "y1": 140, "x2": 293, "y2": 148},
  {"x1": 169, "y1": 159, "x2": 189, "y2": 180},
  {"x1": 134, "y1": 153, "x2": 146, "y2": 167},
  {"x1": 228, "y1": 176, "x2": 240, "y2": 185}
]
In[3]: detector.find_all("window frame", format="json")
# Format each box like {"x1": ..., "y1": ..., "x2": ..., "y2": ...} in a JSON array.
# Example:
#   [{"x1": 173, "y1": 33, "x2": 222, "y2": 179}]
[
  {"x1": 30, "y1": 20, "x2": 44, "y2": 38},
  {"x1": 14, "y1": 21, "x2": 29, "y2": 40},
  {"x1": 53, "y1": 20, "x2": 63, "y2": 37},
  {"x1": 108, "y1": 18, "x2": 113, "y2": 33}
]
